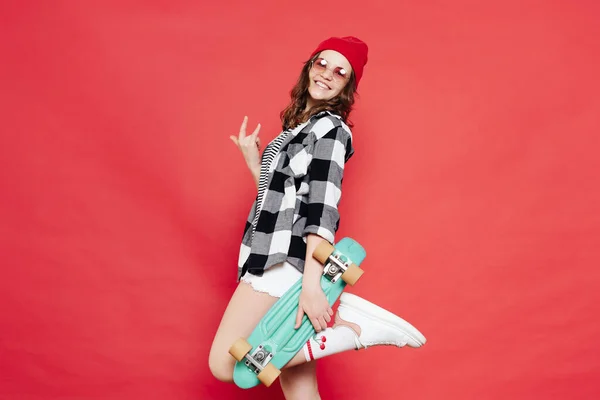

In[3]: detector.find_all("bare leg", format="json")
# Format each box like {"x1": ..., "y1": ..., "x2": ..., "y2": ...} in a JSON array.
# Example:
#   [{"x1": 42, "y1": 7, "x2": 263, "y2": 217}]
[
  {"x1": 208, "y1": 281, "x2": 279, "y2": 382},
  {"x1": 280, "y1": 361, "x2": 321, "y2": 400}
]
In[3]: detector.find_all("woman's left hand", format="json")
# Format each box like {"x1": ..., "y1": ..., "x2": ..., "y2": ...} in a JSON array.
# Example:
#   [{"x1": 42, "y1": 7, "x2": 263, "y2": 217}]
[{"x1": 295, "y1": 285, "x2": 334, "y2": 332}]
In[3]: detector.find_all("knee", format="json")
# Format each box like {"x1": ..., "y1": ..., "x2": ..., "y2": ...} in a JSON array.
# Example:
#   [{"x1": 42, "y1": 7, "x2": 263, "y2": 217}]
[{"x1": 208, "y1": 347, "x2": 234, "y2": 383}]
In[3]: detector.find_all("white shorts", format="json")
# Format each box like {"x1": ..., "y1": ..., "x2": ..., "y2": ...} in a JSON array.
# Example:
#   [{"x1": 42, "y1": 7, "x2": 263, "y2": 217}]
[{"x1": 240, "y1": 261, "x2": 303, "y2": 298}]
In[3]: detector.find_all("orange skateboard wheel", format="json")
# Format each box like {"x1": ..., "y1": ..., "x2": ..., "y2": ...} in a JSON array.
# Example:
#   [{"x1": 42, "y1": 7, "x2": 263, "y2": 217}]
[
  {"x1": 229, "y1": 338, "x2": 252, "y2": 362},
  {"x1": 341, "y1": 264, "x2": 363, "y2": 286},
  {"x1": 257, "y1": 363, "x2": 281, "y2": 387},
  {"x1": 313, "y1": 241, "x2": 334, "y2": 264}
]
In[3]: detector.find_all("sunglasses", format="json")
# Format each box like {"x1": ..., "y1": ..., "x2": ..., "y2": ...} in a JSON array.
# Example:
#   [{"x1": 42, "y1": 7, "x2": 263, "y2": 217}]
[{"x1": 311, "y1": 58, "x2": 349, "y2": 82}]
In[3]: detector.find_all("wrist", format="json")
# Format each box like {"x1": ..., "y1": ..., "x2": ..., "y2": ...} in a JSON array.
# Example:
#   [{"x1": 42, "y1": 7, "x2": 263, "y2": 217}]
[
  {"x1": 302, "y1": 270, "x2": 322, "y2": 289},
  {"x1": 301, "y1": 281, "x2": 321, "y2": 295},
  {"x1": 249, "y1": 164, "x2": 260, "y2": 182},
  {"x1": 248, "y1": 161, "x2": 260, "y2": 171}
]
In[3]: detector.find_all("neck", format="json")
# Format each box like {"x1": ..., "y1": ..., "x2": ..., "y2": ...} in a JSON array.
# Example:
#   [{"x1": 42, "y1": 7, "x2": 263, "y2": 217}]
[
  {"x1": 306, "y1": 95, "x2": 325, "y2": 112},
  {"x1": 304, "y1": 99, "x2": 315, "y2": 113}
]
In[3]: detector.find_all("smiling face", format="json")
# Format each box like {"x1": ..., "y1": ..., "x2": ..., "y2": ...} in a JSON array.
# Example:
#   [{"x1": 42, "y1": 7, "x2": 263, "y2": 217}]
[{"x1": 306, "y1": 50, "x2": 353, "y2": 109}]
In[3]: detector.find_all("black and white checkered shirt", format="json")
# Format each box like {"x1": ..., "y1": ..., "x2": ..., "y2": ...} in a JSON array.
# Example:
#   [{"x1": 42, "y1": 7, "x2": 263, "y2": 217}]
[{"x1": 237, "y1": 111, "x2": 355, "y2": 279}]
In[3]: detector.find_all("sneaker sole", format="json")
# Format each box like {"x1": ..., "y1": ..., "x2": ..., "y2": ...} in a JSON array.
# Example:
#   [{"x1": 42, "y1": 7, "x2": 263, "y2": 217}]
[{"x1": 340, "y1": 292, "x2": 427, "y2": 346}]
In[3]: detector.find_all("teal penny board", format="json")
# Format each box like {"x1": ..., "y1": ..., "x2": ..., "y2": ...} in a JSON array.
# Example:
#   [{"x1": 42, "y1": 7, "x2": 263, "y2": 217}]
[{"x1": 232, "y1": 237, "x2": 366, "y2": 389}]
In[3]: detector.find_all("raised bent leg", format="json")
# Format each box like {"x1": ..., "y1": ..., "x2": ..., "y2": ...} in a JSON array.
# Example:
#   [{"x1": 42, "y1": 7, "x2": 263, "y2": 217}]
[
  {"x1": 208, "y1": 281, "x2": 279, "y2": 382},
  {"x1": 283, "y1": 292, "x2": 427, "y2": 369}
]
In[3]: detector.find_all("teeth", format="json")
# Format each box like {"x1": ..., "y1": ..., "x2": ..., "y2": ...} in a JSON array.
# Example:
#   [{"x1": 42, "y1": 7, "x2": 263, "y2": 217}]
[{"x1": 316, "y1": 81, "x2": 329, "y2": 89}]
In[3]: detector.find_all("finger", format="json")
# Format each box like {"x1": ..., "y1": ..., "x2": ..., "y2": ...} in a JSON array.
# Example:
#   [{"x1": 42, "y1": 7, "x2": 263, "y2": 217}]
[
  {"x1": 295, "y1": 306, "x2": 304, "y2": 329},
  {"x1": 251, "y1": 123, "x2": 261, "y2": 138},
  {"x1": 311, "y1": 318, "x2": 322, "y2": 332},
  {"x1": 239, "y1": 116, "x2": 248, "y2": 139},
  {"x1": 324, "y1": 312, "x2": 332, "y2": 324},
  {"x1": 328, "y1": 308, "x2": 334, "y2": 317},
  {"x1": 229, "y1": 136, "x2": 239, "y2": 146},
  {"x1": 256, "y1": 137, "x2": 261, "y2": 148},
  {"x1": 318, "y1": 316, "x2": 328, "y2": 331}
]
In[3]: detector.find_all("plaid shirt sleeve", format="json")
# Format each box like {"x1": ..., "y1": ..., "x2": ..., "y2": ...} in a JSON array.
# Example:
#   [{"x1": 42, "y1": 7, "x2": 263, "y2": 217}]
[{"x1": 303, "y1": 124, "x2": 353, "y2": 243}]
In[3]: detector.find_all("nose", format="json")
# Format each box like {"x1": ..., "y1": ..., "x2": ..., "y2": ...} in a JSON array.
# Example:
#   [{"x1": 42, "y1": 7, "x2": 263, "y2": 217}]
[{"x1": 320, "y1": 68, "x2": 334, "y2": 80}]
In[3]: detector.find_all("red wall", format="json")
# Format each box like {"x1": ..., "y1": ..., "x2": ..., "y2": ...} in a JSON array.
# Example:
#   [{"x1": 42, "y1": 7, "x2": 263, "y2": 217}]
[{"x1": 1, "y1": 1, "x2": 599, "y2": 399}]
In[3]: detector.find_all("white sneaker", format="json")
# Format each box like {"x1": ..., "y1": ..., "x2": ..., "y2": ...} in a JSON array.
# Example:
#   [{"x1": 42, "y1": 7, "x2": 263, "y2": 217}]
[{"x1": 338, "y1": 292, "x2": 427, "y2": 349}]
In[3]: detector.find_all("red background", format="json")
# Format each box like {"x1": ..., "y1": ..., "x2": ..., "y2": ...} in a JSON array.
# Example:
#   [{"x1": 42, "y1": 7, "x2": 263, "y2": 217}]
[{"x1": 1, "y1": 1, "x2": 599, "y2": 399}]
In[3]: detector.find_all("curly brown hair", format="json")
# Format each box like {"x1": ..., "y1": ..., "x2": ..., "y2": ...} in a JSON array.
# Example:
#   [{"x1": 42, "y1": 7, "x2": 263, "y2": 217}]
[{"x1": 280, "y1": 54, "x2": 357, "y2": 130}]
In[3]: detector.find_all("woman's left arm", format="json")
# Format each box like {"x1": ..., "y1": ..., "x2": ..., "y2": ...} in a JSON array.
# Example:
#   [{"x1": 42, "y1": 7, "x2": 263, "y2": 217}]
[
  {"x1": 302, "y1": 233, "x2": 329, "y2": 288},
  {"x1": 302, "y1": 125, "x2": 352, "y2": 244},
  {"x1": 294, "y1": 125, "x2": 353, "y2": 332},
  {"x1": 294, "y1": 233, "x2": 334, "y2": 332}
]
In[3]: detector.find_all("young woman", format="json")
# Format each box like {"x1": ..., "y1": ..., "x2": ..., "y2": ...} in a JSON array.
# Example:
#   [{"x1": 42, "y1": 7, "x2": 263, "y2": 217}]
[{"x1": 209, "y1": 36, "x2": 426, "y2": 400}]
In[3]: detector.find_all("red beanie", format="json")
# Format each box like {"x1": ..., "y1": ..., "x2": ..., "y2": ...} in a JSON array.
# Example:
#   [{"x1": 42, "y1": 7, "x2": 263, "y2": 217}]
[{"x1": 310, "y1": 36, "x2": 369, "y2": 88}]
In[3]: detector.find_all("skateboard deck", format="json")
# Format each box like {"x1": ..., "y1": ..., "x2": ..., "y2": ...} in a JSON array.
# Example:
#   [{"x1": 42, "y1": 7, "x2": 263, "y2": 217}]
[{"x1": 230, "y1": 237, "x2": 366, "y2": 389}]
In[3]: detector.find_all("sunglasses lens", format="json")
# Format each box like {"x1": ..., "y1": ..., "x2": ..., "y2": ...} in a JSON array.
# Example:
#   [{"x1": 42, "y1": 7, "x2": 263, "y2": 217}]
[
  {"x1": 313, "y1": 58, "x2": 327, "y2": 72},
  {"x1": 334, "y1": 68, "x2": 347, "y2": 80}
]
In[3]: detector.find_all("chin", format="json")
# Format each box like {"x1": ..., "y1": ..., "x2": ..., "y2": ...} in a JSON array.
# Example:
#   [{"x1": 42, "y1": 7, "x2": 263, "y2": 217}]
[{"x1": 308, "y1": 87, "x2": 333, "y2": 102}]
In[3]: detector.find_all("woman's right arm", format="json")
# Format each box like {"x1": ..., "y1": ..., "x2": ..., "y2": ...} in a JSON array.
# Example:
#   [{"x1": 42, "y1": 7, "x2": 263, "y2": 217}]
[
  {"x1": 248, "y1": 165, "x2": 260, "y2": 188},
  {"x1": 230, "y1": 116, "x2": 262, "y2": 188}
]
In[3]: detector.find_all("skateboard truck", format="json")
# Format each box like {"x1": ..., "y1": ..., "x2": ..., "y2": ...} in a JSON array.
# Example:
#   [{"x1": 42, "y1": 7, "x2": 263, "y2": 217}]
[
  {"x1": 243, "y1": 345, "x2": 274, "y2": 375},
  {"x1": 230, "y1": 338, "x2": 281, "y2": 386},
  {"x1": 313, "y1": 241, "x2": 364, "y2": 286},
  {"x1": 322, "y1": 252, "x2": 352, "y2": 284}
]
